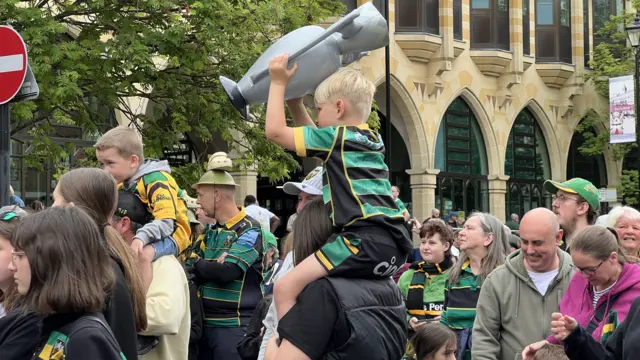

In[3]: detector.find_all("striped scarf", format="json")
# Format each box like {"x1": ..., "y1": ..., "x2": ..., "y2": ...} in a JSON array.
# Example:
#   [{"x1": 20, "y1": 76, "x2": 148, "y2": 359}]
[
  {"x1": 601, "y1": 309, "x2": 619, "y2": 343},
  {"x1": 406, "y1": 257, "x2": 454, "y2": 318}
]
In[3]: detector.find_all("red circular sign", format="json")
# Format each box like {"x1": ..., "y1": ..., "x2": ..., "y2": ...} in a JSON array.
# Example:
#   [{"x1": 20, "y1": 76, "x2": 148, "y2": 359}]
[{"x1": 0, "y1": 26, "x2": 28, "y2": 105}]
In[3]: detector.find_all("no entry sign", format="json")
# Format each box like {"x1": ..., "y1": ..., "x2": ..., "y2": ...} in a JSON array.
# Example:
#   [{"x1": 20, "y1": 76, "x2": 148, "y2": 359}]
[{"x1": 0, "y1": 26, "x2": 28, "y2": 105}]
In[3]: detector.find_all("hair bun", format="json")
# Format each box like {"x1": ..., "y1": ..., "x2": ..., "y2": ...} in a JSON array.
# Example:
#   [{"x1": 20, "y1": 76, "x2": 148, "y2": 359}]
[{"x1": 207, "y1": 152, "x2": 233, "y2": 172}]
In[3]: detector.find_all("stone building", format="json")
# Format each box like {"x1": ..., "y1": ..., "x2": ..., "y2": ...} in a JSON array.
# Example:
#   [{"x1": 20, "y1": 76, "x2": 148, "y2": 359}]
[
  {"x1": 10, "y1": 0, "x2": 623, "y2": 229},
  {"x1": 340, "y1": 0, "x2": 621, "y2": 224}
]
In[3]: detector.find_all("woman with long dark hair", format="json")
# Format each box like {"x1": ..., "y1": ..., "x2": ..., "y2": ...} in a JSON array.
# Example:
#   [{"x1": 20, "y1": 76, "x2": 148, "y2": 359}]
[
  {"x1": 53, "y1": 168, "x2": 146, "y2": 360},
  {"x1": 10, "y1": 207, "x2": 124, "y2": 359}
]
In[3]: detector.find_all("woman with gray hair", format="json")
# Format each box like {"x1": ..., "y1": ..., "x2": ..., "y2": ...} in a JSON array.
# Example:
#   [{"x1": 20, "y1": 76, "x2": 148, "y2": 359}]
[
  {"x1": 440, "y1": 212, "x2": 506, "y2": 360},
  {"x1": 607, "y1": 206, "x2": 640, "y2": 257}
]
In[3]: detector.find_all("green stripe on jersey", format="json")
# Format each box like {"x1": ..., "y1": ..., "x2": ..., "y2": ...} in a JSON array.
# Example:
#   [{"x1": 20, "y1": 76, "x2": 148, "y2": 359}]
[
  {"x1": 343, "y1": 151, "x2": 388, "y2": 169},
  {"x1": 142, "y1": 171, "x2": 168, "y2": 185},
  {"x1": 350, "y1": 179, "x2": 393, "y2": 197},
  {"x1": 440, "y1": 263, "x2": 481, "y2": 330},
  {"x1": 205, "y1": 317, "x2": 241, "y2": 327}
]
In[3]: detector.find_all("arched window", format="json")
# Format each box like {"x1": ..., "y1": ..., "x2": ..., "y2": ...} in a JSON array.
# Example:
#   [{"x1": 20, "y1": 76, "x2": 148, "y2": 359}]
[
  {"x1": 505, "y1": 109, "x2": 551, "y2": 217},
  {"x1": 535, "y1": 0, "x2": 571, "y2": 63},
  {"x1": 566, "y1": 130, "x2": 606, "y2": 188},
  {"x1": 435, "y1": 98, "x2": 490, "y2": 220},
  {"x1": 471, "y1": 0, "x2": 509, "y2": 50}
]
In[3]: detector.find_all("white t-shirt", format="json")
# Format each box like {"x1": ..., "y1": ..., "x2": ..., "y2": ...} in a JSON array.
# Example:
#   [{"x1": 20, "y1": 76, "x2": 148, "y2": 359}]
[
  {"x1": 286, "y1": 213, "x2": 297, "y2": 232},
  {"x1": 0, "y1": 303, "x2": 6, "y2": 318},
  {"x1": 527, "y1": 268, "x2": 559, "y2": 295},
  {"x1": 451, "y1": 246, "x2": 460, "y2": 258},
  {"x1": 245, "y1": 204, "x2": 275, "y2": 233}
]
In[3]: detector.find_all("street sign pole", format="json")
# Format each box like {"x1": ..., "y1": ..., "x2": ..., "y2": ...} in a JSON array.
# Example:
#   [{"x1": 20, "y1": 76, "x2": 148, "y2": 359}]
[
  {"x1": 0, "y1": 26, "x2": 35, "y2": 207},
  {"x1": 0, "y1": 104, "x2": 9, "y2": 206}
]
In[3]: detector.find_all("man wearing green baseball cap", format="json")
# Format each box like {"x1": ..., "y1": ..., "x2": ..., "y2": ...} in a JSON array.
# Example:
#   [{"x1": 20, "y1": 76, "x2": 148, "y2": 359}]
[{"x1": 544, "y1": 177, "x2": 600, "y2": 251}]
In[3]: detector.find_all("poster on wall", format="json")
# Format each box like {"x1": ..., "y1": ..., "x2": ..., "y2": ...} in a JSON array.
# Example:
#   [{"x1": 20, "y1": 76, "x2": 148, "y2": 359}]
[{"x1": 609, "y1": 75, "x2": 636, "y2": 144}]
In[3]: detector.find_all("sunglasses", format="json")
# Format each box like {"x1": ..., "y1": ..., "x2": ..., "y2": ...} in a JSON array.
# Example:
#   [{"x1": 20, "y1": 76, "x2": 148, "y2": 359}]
[{"x1": 0, "y1": 211, "x2": 17, "y2": 221}]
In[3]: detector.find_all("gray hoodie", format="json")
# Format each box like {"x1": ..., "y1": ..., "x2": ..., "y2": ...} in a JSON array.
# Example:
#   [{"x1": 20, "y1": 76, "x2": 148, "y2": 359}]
[
  {"x1": 125, "y1": 159, "x2": 175, "y2": 246},
  {"x1": 472, "y1": 249, "x2": 575, "y2": 360}
]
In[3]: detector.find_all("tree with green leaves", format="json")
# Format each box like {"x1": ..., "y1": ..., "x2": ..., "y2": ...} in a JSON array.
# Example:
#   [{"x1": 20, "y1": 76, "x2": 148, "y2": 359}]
[
  {"x1": 2, "y1": 0, "x2": 374, "y2": 186},
  {"x1": 580, "y1": 7, "x2": 640, "y2": 205}
]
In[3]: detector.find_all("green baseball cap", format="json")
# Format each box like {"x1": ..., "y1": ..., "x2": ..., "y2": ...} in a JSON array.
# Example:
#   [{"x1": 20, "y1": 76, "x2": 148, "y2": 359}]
[{"x1": 543, "y1": 177, "x2": 600, "y2": 210}]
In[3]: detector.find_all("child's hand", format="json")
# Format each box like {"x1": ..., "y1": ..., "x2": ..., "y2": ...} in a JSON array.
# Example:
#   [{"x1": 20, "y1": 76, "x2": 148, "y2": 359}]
[
  {"x1": 521, "y1": 340, "x2": 548, "y2": 360},
  {"x1": 217, "y1": 252, "x2": 228, "y2": 263},
  {"x1": 551, "y1": 312, "x2": 578, "y2": 341},
  {"x1": 269, "y1": 54, "x2": 298, "y2": 86},
  {"x1": 131, "y1": 238, "x2": 144, "y2": 257},
  {"x1": 408, "y1": 317, "x2": 426, "y2": 331}
]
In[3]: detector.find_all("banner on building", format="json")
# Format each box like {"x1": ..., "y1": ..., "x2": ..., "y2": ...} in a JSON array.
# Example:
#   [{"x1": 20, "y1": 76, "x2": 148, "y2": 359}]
[{"x1": 609, "y1": 75, "x2": 636, "y2": 144}]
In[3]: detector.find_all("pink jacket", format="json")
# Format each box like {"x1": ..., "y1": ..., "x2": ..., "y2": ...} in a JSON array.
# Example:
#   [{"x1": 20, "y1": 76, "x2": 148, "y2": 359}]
[{"x1": 548, "y1": 263, "x2": 640, "y2": 344}]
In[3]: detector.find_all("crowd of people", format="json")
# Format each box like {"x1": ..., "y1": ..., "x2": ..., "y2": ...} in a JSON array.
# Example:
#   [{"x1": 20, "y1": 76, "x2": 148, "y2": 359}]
[{"x1": 2, "y1": 52, "x2": 640, "y2": 360}]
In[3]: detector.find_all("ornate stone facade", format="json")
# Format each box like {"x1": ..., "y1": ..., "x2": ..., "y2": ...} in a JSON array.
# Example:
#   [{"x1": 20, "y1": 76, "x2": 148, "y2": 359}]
[{"x1": 355, "y1": 0, "x2": 616, "y2": 225}]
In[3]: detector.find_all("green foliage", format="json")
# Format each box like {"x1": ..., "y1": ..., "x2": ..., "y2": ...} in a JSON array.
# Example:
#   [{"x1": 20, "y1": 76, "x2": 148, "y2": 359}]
[
  {"x1": 576, "y1": 110, "x2": 635, "y2": 161},
  {"x1": 578, "y1": 12, "x2": 637, "y2": 161},
  {"x1": 368, "y1": 99, "x2": 381, "y2": 133},
  {"x1": 588, "y1": 13, "x2": 636, "y2": 97},
  {"x1": 618, "y1": 169, "x2": 639, "y2": 205},
  {"x1": 171, "y1": 162, "x2": 206, "y2": 196},
  {"x1": 2, "y1": 0, "x2": 345, "y2": 181}
]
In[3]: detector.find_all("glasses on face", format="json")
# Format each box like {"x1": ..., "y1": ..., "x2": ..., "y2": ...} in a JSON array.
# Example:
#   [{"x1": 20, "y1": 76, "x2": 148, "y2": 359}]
[
  {"x1": 552, "y1": 194, "x2": 582, "y2": 204},
  {"x1": 577, "y1": 260, "x2": 604, "y2": 276}
]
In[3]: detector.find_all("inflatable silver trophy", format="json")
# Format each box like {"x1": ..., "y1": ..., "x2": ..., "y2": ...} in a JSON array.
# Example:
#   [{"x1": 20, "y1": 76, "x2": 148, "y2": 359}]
[{"x1": 220, "y1": 2, "x2": 389, "y2": 119}]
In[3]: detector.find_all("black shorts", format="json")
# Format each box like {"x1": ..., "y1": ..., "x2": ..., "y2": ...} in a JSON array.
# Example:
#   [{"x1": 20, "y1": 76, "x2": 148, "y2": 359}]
[{"x1": 314, "y1": 225, "x2": 411, "y2": 279}]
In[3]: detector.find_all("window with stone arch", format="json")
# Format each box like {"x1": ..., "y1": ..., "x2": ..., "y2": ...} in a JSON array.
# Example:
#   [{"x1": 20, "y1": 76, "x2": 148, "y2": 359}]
[
  {"x1": 505, "y1": 108, "x2": 552, "y2": 218},
  {"x1": 435, "y1": 97, "x2": 490, "y2": 222}
]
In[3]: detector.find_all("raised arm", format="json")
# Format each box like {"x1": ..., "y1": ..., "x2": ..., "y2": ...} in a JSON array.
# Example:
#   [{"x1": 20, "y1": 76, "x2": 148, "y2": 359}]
[{"x1": 286, "y1": 98, "x2": 316, "y2": 128}]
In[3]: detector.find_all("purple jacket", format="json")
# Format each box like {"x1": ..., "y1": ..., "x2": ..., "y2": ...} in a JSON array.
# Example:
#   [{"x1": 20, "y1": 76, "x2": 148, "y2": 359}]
[{"x1": 548, "y1": 263, "x2": 640, "y2": 344}]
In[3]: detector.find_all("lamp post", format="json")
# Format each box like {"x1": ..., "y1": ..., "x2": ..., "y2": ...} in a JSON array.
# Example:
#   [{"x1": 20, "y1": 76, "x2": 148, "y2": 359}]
[
  {"x1": 626, "y1": 15, "x2": 640, "y2": 202},
  {"x1": 384, "y1": 0, "x2": 392, "y2": 169},
  {"x1": 626, "y1": 15, "x2": 640, "y2": 148}
]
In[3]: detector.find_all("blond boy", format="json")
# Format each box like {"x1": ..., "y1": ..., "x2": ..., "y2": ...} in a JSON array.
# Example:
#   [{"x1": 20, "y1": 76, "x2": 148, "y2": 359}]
[
  {"x1": 95, "y1": 127, "x2": 191, "y2": 291},
  {"x1": 265, "y1": 54, "x2": 413, "y2": 322}
]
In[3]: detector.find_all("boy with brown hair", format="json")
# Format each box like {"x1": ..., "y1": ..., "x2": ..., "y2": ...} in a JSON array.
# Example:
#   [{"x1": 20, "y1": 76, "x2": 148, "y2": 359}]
[
  {"x1": 95, "y1": 126, "x2": 191, "y2": 291},
  {"x1": 265, "y1": 54, "x2": 413, "y2": 323}
]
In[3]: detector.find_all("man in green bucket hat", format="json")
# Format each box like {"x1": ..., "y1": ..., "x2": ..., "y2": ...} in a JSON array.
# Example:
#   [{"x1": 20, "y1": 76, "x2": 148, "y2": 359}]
[
  {"x1": 189, "y1": 152, "x2": 266, "y2": 360},
  {"x1": 544, "y1": 177, "x2": 600, "y2": 251}
]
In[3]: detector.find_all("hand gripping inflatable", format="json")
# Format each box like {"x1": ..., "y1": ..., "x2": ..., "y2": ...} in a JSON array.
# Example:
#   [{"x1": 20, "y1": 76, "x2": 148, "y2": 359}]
[{"x1": 219, "y1": 2, "x2": 388, "y2": 119}]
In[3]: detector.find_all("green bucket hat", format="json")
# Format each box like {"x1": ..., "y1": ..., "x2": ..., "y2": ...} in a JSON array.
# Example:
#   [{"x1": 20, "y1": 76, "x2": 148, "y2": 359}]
[{"x1": 543, "y1": 177, "x2": 600, "y2": 210}]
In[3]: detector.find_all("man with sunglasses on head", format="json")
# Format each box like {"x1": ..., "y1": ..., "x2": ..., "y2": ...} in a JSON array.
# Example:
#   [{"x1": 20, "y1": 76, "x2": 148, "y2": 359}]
[{"x1": 544, "y1": 177, "x2": 600, "y2": 252}]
